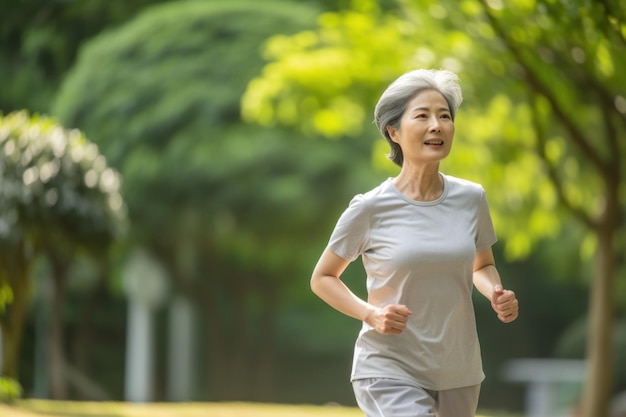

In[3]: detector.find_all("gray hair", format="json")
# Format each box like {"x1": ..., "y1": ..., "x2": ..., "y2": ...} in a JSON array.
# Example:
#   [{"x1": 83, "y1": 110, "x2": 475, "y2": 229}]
[{"x1": 374, "y1": 69, "x2": 463, "y2": 167}]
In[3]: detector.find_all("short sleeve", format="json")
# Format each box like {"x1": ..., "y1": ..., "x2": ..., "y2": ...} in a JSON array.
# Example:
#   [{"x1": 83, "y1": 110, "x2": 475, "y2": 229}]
[
  {"x1": 327, "y1": 194, "x2": 370, "y2": 261},
  {"x1": 475, "y1": 189, "x2": 497, "y2": 252}
]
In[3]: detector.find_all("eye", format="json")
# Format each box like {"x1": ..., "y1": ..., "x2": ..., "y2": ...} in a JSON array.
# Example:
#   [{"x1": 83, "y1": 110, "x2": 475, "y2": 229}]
[{"x1": 440, "y1": 113, "x2": 452, "y2": 119}]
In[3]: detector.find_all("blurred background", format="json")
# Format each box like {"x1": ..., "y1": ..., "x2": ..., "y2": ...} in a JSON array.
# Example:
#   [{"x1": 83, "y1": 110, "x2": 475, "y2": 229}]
[{"x1": 0, "y1": 0, "x2": 625, "y2": 416}]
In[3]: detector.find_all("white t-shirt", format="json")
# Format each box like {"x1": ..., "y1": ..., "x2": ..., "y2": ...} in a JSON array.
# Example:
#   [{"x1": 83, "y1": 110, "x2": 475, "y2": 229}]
[{"x1": 327, "y1": 174, "x2": 497, "y2": 390}]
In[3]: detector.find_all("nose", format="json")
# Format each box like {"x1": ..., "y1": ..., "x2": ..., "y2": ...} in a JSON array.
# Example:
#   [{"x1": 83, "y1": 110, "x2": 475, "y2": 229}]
[{"x1": 429, "y1": 116, "x2": 441, "y2": 132}]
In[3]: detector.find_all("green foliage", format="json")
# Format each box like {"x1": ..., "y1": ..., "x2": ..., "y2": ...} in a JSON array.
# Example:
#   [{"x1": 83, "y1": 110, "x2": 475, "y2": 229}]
[
  {"x1": 41, "y1": 0, "x2": 623, "y2": 406},
  {"x1": 0, "y1": 111, "x2": 126, "y2": 250},
  {"x1": 242, "y1": 0, "x2": 626, "y2": 264},
  {"x1": 0, "y1": 110, "x2": 126, "y2": 382},
  {"x1": 54, "y1": 1, "x2": 318, "y2": 164},
  {"x1": 51, "y1": 0, "x2": 377, "y2": 282},
  {"x1": 51, "y1": 0, "x2": 383, "y2": 399},
  {"x1": 0, "y1": 377, "x2": 22, "y2": 403},
  {"x1": 0, "y1": 282, "x2": 12, "y2": 313},
  {"x1": 241, "y1": 0, "x2": 412, "y2": 138},
  {"x1": 241, "y1": 2, "x2": 626, "y2": 411},
  {"x1": 0, "y1": 0, "x2": 174, "y2": 114}
]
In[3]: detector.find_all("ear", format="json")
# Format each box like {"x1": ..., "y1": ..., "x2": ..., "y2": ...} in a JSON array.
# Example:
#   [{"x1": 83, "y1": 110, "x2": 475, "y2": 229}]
[{"x1": 387, "y1": 125, "x2": 399, "y2": 143}]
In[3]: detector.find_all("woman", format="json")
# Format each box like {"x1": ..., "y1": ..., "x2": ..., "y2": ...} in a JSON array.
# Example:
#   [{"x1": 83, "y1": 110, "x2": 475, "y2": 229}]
[{"x1": 310, "y1": 69, "x2": 519, "y2": 417}]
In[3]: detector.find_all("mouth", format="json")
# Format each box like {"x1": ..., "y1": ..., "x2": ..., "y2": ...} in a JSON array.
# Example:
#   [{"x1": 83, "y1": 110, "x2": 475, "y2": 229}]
[{"x1": 424, "y1": 140, "x2": 444, "y2": 146}]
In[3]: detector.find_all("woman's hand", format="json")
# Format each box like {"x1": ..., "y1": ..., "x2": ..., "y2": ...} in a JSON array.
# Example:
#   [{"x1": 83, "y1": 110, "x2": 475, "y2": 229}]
[
  {"x1": 491, "y1": 285, "x2": 519, "y2": 323},
  {"x1": 365, "y1": 304, "x2": 412, "y2": 334}
]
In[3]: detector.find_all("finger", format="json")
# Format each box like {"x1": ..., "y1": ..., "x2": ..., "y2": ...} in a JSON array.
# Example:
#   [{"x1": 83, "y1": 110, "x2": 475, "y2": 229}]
[
  {"x1": 382, "y1": 313, "x2": 409, "y2": 333},
  {"x1": 381, "y1": 319, "x2": 405, "y2": 334},
  {"x1": 381, "y1": 312, "x2": 403, "y2": 325},
  {"x1": 393, "y1": 305, "x2": 412, "y2": 317},
  {"x1": 500, "y1": 299, "x2": 518, "y2": 311},
  {"x1": 499, "y1": 308, "x2": 518, "y2": 318},
  {"x1": 395, "y1": 310, "x2": 411, "y2": 322},
  {"x1": 389, "y1": 312, "x2": 409, "y2": 326},
  {"x1": 495, "y1": 291, "x2": 517, "y2": 305},
  {"x1": 499, "y1": 309, "x2": 519, "y2": 322},
  {"x1": 500, "y1": 314, "x2": 518, "y2": 323},
  {"x1": 495, "y1": 297, "x2": 518, "y2": 309},
  {"x1": 382, "y1": 306, "x2": 402, "y2": 318},
  {"x1": 390, "y1": 320, "x2": 407, "y2": 330},
  {"x1": 496, "y1": 305, "x2": 518, "y2": 318},
  {"x1": 491, "y1": 286, "x2": 505, "y2": 305}
]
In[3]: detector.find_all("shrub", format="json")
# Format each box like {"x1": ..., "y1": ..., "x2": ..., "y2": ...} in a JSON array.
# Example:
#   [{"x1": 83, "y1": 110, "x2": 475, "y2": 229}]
[{"x1": 0, "y1": 377, "x2": 23, "y2": 403}]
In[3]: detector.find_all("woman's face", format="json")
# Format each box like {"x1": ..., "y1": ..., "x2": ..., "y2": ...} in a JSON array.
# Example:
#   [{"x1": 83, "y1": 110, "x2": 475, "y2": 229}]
[{"x1": 387, "y1": 89, "x2": 454, "y2": 166}]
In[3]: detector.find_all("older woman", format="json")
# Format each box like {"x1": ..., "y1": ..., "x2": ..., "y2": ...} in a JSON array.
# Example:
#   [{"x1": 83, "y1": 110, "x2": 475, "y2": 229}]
[{"x1": 310, "y1": 69, "x2": 519, "y2": 417}]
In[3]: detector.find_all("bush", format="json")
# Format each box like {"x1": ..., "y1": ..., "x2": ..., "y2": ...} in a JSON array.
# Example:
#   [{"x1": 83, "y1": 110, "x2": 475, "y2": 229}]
[{"x1": 0, "y1": 377, "x2": 23, "y2": 403}]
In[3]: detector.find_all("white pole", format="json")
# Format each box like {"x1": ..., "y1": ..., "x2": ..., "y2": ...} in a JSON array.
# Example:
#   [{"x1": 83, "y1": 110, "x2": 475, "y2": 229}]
[
  {"x1": 122, "y1": 248, "x2": 169, "y2": 403},
  {"x1": 125, "y1": 300, "x2": 153, "y2": 402}
]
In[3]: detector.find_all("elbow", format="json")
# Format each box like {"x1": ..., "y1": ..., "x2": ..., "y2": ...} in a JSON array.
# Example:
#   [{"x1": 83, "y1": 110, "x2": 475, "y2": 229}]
[
  {"x1": 310, "y1": 274, "x2": 321, "y2": 295},
  {"x1": 310, "y1": 271, "x2": 333, "y2": 297}
]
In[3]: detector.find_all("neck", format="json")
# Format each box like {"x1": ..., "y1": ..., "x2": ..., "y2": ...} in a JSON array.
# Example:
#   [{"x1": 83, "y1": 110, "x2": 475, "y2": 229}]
[{"x1": 392, "y1": 165, "x2": 443, "y2": 202}]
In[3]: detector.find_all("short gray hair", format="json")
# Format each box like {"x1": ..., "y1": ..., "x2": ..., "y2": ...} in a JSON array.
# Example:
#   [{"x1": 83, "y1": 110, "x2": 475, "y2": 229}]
[{"x1": 374, "y1": 69, "x2": 463, "y2": 167}]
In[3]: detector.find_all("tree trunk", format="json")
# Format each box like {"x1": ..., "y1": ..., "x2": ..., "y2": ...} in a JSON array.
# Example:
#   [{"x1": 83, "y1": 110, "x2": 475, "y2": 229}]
[
  {"x1": 1, "y1": 261, "x2": 30, "y2": 379},
  {"x1": 72, "y1": 275, "x2": 107, "y2": 381},
  {"x1": 48, "y1": 252, "x2": 69, "y2": 400},
  {"x1": 253, "y1": 285, "x2": 277, "y2": 401},
  {"x1": 2, "y1": 271, "x2": 30, "y2": 380},
  {"x1": 227, "y1": 284, "x2": 249, "y2": 400},
  {"x1": 580, "y1": 223, "x2": 616, "y2": 417},
  {"x1": 202, "y1": 298, "x2": 227, "y2": 400}
]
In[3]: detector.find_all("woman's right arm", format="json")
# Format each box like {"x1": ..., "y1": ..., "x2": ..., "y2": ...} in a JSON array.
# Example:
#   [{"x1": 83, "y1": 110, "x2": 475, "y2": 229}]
[{"x1": 310, "y1": 249, "x2": 411, "y2": 334}]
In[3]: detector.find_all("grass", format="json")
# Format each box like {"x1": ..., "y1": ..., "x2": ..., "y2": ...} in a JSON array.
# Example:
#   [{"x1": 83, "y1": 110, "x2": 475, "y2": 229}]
[
  {"x1": 0, "y1": 400, "x2": 519, "y2": 417},
  {"x1": 2, "y1": 401, "x2": 360, "y2": 417}
]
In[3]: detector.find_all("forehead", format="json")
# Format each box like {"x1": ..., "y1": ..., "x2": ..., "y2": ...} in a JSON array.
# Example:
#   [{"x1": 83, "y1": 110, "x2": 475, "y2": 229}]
[{"x1": 407, "y1": 89, "x2": 449, "y2": 109}]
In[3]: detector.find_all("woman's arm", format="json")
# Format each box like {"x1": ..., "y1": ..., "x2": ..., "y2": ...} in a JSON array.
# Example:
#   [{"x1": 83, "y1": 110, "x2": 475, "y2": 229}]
[
  {"x1": 473, "y1": 247, "x2": 519, "y2": 323},
  {"x1": 310, "y1": 249, "x2": 411, "y2": 334}
]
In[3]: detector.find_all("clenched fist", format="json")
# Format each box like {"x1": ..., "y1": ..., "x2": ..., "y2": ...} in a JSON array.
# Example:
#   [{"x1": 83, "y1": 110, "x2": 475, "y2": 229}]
[
  {"x1": 366, "y1": 304, "x2": 412, "y2": 334},
  {"x1": 491, "y1": 285, "x2": 519, "y2": 323}
]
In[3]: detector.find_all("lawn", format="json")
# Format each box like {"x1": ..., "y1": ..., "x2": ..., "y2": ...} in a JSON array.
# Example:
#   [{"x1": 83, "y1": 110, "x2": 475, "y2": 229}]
[
  {"x1": 0, "y1": 400, "x2": 519, "y2": 417},
  {"x1": 3, "y1": 401, "x2": 359, "y2": 417}
]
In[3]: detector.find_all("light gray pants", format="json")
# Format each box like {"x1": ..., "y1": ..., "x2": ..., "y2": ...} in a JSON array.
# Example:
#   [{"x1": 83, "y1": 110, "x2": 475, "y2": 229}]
[{"x1": 352, "y1": 378, "x2": 481, "y2": 417}]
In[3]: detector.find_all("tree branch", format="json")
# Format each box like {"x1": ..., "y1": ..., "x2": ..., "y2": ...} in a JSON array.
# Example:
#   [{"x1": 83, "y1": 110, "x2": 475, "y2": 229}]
[
  {"x1": 597, "y1": 0, "x2": 626, "y2": 45},
  {"x1": 530, "y1": 95, "x2": 599, "y2": 231},
  {"x1": 549, "y1": 55, "x2": 623, "y2": 182},
  {"x1": 602, "y1": 103, "x2": 622, "y2": 178},
  {"x1": 477, "y1": 0, "x2": 609, "y2": 177}
]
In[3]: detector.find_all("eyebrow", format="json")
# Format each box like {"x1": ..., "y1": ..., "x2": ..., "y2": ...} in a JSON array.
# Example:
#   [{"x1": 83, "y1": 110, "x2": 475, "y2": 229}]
[{"x1": 410, "y1": 106, "x2": 451, "y2": 113}]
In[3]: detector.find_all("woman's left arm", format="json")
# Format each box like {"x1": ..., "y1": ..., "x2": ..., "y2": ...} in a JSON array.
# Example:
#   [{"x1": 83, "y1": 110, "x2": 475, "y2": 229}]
[{"x1": 473, "y1": 247, "x2": 519, "y2": 323}]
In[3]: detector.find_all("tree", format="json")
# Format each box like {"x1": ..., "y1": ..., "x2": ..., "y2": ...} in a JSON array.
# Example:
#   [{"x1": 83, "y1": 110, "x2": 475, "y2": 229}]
[
  {"x1": 0, "y1": 111, "x2": 126, "y2": 398},
  {"x1": 52, "y1": 0, "x2": 378, "y2": 400},
  {"x1": 0, "y1": 0, "x2": 174, "y2": 114},
  {"x1": 0, "y1": 0, "x2": 376, "y2": 115},
  {"x1": 241, "y1": 0, "x2": 625, "y2": 414},
  {"x1": 472, "y1": 2, "x2": 625, "y2": 415}
]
